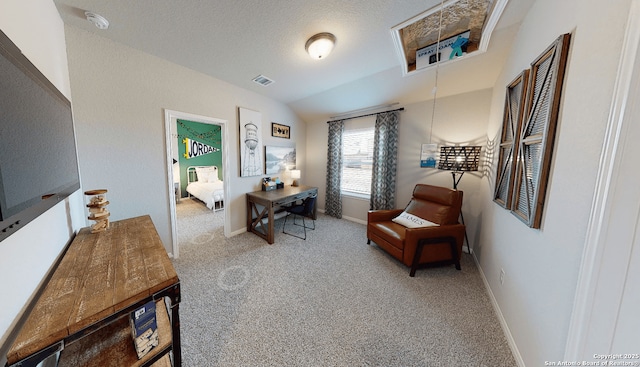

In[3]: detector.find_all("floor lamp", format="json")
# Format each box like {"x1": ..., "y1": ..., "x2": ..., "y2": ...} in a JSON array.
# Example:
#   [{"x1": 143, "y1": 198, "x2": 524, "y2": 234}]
[{"x1": 438, "y1": 146, "x2": 482, "y2": 253}]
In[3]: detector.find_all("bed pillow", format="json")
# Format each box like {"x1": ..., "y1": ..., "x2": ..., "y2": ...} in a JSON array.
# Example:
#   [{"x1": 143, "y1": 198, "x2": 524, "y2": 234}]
[
  {"x1": 205, "y1": 167, "x2": 219, "y2": 182},
  {"x1": 206, "y1": 172, "x2": 219, "y2": 183},
  {"x1": 194, "y1": 167, "x2": 219, "y2": 183},
  {"x1": 194, "y1": 167, "x2": 208, "y2": 182},
  {"x1": 392, "y1": 211, "x2": 439, "y2": 229}
]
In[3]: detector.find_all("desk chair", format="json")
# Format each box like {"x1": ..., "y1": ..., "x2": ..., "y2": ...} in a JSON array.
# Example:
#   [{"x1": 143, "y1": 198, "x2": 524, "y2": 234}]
[{"x1": 282, "y1": 194, "x2": 317, "y2": 240}]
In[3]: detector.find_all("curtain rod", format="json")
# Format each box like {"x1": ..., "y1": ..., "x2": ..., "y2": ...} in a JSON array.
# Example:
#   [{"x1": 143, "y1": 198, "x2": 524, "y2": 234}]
[{"x1": 326, "y1": 107, "x2": 405, "y2": 123}]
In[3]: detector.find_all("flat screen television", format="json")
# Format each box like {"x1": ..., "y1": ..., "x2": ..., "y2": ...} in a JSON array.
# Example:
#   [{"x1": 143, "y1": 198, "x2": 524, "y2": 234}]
[{"x1": 0, "y1": 30, "x2": 81, "y2": 242}]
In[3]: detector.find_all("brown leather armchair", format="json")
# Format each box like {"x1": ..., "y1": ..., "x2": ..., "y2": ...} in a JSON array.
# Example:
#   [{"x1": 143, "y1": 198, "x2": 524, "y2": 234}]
[{"x1": 367, "y1": 184, "x2": 465, "y2": 276}]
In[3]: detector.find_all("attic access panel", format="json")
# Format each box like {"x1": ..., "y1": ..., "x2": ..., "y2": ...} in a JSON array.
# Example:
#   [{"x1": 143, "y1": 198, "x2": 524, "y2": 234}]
[{"x1": 391, "y1": 0, "x2": 508, "y2": 75}]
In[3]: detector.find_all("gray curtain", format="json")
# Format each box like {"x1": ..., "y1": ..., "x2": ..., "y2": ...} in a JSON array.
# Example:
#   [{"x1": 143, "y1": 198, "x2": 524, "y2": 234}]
[
  {"x1": 325, "y1": 120, "x2": 344, "y2": 218},
  {"x1": 370, "y1": 111, "x2": 399, "y2": 210}
]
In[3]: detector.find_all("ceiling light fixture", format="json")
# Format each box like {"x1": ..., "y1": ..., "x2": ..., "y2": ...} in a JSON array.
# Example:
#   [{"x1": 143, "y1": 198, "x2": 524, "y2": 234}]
[
  {"x1": 305, "y1": 32, "x2": 336, "y2": 59},
  {"x1": 85, "y1": 11, "x2": 109, "y2": 30}
]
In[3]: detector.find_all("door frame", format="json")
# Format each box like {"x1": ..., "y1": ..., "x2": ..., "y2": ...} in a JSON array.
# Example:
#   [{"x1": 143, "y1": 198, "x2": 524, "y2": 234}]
[
  {"x1": 564, "y1": 0, "x2": 640, "y2": 358},
  {"x1": 164, "y1": 109, "x2": 230, "y2": 259}
]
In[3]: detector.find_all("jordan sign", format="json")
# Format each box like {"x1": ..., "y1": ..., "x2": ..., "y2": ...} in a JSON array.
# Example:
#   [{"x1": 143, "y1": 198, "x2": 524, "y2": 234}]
[{"x1": 183, "y1": 138, "x2": 219, "y2": 159}]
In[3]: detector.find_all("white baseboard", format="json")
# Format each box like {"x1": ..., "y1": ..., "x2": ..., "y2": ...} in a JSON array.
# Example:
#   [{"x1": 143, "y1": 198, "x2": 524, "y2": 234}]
[
  {"x1": 231, "y1": 227, "x2": 247, "y2": 237},
  {"x1": 340, "y1": 215, "x2": 367, "y2": 225},
  {"x1": 314, "y1": 208, "x2": 367, "y2": 225},
  {"x1": 472, "y1": 253, "x2": 526, "y2": 367}
]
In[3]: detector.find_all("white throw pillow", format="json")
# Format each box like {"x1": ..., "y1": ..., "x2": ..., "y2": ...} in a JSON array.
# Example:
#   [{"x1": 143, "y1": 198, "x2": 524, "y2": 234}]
[
  {"x1": 207, "y1": 173, "x2": 219, "y2": 183},
  {"x1": 195, "y1": 167, "x2": 218, "y2": 182},
  {"x1": 204, "y1": 167, "x2": 219, "y2": 182},
  {"x1": 392, "y1": 211, "x2": 439, "y2": 228},
  {"x1": 194, "y1": 167, "x2": 207, "y2": 181}
]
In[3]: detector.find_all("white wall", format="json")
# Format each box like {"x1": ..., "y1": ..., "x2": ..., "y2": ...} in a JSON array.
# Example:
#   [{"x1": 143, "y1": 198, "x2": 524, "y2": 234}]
[
  {"x1": 478, "y1": 0, "x2": 633, "y2": 365},
  {"x1": 306, "y1": 88, "x2": 492, "y2": 248},
  {"x1": 63, "y1": 26, "x2": 306, "y2": 252},
  {"x1": 0, "y1": 0, "x2": 84, "y2": 361}
]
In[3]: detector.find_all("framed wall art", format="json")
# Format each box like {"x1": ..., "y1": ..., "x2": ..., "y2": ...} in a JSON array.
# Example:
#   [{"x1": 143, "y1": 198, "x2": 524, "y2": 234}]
[
  {"x1": 271, "y1": 122, "x2": 290, "y2": 139},
  {"x1": 238, "y1": 107, "x2": 264, "y2": 177},
  {"x1": 265, "y1": 146, "x2": 296, "y2": 175},
  {"x1": 420, "y1": 143, "x2": 438, "y2": 168}
]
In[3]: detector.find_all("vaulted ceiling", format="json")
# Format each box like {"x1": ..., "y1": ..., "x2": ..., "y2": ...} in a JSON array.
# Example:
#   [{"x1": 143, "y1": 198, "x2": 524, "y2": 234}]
[{"x1": 53, "y1": 0, "x2": 536, "y2": 122}]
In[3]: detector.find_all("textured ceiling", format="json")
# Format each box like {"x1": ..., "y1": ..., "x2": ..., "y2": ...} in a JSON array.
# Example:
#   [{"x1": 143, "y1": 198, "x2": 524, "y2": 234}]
[{"x1": 52, "y1": 0, "x2": 535, "y2": 122}]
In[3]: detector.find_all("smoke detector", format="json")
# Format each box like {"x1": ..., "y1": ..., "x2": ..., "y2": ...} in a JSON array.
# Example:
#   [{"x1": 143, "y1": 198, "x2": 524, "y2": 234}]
[{"x1": 85, "y1": 11, "x2": 109, "y2": 30}]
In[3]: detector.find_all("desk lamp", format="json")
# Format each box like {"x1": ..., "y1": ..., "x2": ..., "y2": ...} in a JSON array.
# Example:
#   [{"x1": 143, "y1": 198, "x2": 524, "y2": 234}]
[{"x1": 291, "y1": 170, "x2": 301, "y2": 186}]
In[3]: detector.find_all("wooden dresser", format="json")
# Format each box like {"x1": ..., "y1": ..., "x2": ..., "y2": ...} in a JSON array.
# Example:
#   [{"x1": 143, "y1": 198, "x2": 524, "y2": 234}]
[{"x1": 5, "y1": 215, "x2": 181, "y2": 367}]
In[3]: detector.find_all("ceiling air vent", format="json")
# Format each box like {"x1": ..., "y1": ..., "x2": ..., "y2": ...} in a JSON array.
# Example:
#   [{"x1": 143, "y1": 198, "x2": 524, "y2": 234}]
[{"x1": 252, "y1": 75, "x2": 275, "y2": 86}]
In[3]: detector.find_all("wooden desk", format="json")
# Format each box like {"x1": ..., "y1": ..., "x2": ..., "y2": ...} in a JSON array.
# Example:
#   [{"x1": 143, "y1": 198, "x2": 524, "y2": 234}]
[
  {"x1": 6, "y1": 215, "x2": 181, "y2": 367},
  {"x1": 246, "y1": 185, "x2": 318, "y2": 244}
]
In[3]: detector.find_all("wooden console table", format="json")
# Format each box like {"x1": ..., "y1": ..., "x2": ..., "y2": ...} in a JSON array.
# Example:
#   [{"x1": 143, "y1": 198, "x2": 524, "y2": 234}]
[
  {"x1": 246, "y1": 185, "x2": 318, "y2": 244},
  {"x1": 5, "y1": 215, "x2": 181, "y2": 367}
]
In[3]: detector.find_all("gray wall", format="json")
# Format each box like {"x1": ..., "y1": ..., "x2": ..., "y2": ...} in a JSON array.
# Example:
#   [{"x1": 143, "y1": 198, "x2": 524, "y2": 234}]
[
  {"x1": 64, "y1": 26, "x2": 307, "y2": 253},
  {"x1": 0, "y1": 0, "x2": 85, "y2": 359},
  {"x1": 305, "y1": 89, "x2": 492, "y2": 250},
  {"x1": 477, "y1": 0, "x2": 633, "y2": 365}
]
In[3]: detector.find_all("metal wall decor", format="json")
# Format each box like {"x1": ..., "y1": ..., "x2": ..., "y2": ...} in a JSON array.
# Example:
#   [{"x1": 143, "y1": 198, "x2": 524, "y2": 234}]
[{"x1": 494, "y1": 33, "x2": 571, "y2": 228}]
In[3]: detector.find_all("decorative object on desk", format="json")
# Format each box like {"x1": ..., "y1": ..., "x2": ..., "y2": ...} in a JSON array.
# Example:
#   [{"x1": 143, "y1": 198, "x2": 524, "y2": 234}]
[
  {"x1": 271, "y1": 122, "x2": 290, "y2": 139},
  {"x1": 262, "y1": 177, "x2": 276, "y2": 191},
  {"x1": 130, "y1": 300, "x2": 159, "y2": 359},
  {"x1": 272, "y1": 177, "x2": 284, "y2": 189},
  {"x1": 420, "y1": 143, "x2": 438, "y2": 168},
  {"x1": 84, "y1": 189, "x2": 110, "y2": 233},
  {"x1": 290, "y1": 170, "x2": 301, "y2": 187},
  {"x1": 438, "y1": 145, "x2": 481, "y2": 252},
  {"x1": 239, "y1": 107, "x2": 264, "y2": 177},
  {"x1": 265, "y1": 146, "x2": 296, "y2": 174}
]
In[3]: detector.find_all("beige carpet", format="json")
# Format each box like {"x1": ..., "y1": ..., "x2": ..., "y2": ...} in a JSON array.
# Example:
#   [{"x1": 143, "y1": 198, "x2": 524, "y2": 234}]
[{"x1": 172, "y1": 198, "x2": 516, "y2": 366}]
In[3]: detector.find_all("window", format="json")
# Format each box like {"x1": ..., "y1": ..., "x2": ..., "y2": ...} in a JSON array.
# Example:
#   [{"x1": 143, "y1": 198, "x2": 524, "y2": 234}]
[{"x1": 341, "y1": 126, "x2": 375, "y2": 197}]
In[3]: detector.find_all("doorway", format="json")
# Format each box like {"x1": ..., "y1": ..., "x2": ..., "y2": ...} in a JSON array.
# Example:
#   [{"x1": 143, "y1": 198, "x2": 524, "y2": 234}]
[{"x1": 164, "y1": 109, "x2": 230, "y2": 258}]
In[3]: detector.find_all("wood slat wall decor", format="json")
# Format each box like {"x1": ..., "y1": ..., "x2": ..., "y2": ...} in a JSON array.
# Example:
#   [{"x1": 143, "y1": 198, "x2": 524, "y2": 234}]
[
  {"x1": 493, "y1": 33, "x2": 571, "y2": 228},
  {"x1": 494, "y1": 70, "x2": 529, "y2": 209}
]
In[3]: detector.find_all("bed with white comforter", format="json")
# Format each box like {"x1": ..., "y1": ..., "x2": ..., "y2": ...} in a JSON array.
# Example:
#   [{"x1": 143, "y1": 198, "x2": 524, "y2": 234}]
[{"x1": 186, "y1": 166, "x2": 224, "y2": 211}]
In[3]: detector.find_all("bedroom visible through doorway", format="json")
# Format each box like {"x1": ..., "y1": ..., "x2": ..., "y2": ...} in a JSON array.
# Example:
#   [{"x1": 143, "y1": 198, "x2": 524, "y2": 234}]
[
  {"x1": 175, "y1": 119, "x2": 223, "y2": 209},
  {"x1": 164, "y1": 109, "x2": 229, "y2": 259}
]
